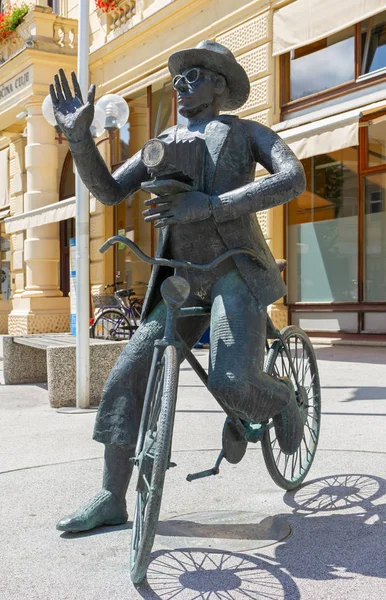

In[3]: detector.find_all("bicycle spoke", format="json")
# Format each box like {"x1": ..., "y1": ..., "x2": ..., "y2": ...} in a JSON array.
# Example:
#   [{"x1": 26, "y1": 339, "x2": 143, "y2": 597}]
[
  {"x1": 275, "y1": 449, "x2": 282, "y2": 467},
  {"x1": 302, "y1": 434, "x2": 312, "y2": 458},
  {"x1": 305, "y1": 422, "x2": 317, "y2": 443},
  {"x1": 283, "y1": 453, "x2": 290, "y2": 478},
  {"x1": 298, "y1": 443, "x2": 302, "y2": 473},
  {"x1": 291, "y1": 450, "x2": 298, "y2": 479}
]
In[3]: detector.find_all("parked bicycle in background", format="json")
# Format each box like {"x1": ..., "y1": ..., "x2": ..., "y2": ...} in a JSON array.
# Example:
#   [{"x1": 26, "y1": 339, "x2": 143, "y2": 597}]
[{"x1": 90, "y1": 281, "x2": 143, "y2": 341}]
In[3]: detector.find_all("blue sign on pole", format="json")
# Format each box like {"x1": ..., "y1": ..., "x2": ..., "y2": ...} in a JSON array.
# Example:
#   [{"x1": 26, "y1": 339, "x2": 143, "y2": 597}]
[{"x1": 70, "y1": 238, "x2": 76, "y2": 336}]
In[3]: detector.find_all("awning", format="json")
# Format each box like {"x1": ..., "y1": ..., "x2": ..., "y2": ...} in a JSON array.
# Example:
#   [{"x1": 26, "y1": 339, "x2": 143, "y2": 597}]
[
  {"x1": 4, "y1": 196, "x2": 97, "y2": 234},
  {"x1": 273, "y1": 0, "x2": 386, "y2": 56},
  {"x1": 274, "y1": 92, "x2": 386, "y2": 160},
  {"x1": 120, "y1": 67, "x2": 169, "y2": 99},
  {"x1": 277, "y1": 109, "x2": 361, "y2": 160}
]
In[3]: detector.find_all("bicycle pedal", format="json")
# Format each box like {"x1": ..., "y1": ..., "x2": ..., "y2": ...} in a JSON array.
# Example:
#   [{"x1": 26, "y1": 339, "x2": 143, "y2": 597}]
[{"x1": 186, "y1": 468, "x2": 219, "y2": 482}]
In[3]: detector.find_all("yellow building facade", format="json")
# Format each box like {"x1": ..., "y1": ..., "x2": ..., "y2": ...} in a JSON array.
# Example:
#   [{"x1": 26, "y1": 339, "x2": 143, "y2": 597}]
[{"x1": 1, "y1": 0, "x2": 386, "y2": 336}]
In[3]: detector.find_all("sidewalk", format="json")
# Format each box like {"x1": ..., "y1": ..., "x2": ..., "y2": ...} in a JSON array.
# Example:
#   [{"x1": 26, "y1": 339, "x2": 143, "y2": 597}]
[{"x1": 0, "y1": 342, "x2": 385, "y2": 599}]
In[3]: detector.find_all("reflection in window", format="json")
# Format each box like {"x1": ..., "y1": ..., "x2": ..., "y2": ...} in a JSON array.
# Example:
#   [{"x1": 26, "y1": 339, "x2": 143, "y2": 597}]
[
  {"x1": 117, "y1": 123, "x2": 131, "y2": 163},
  {"x1": 367, "y1": 117, "x2": 386, "y2": 167},
  {"x1": 288, "y1": 148, "x2": 358, "y2": 303},
  {"x1": 289, "y1": 28, "x2": 355, "y2": 101},
  {"x1": 151, "y1": 82, "x2": 173, "y2": 136},
  {"x1": 361, "y1": 12, "x2": 386, "y2": 75},
  {"x1": 364, "y1": 173, "x2": 386, "y2": 301},
  {"x1": 114, "y1": 83, "x2": 174, "y2": 292}
]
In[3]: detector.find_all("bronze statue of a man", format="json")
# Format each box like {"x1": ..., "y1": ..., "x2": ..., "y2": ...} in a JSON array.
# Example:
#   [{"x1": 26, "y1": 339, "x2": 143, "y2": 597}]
[{"x1": 51, "y1": 41, "x2": 306, "y2": 533}]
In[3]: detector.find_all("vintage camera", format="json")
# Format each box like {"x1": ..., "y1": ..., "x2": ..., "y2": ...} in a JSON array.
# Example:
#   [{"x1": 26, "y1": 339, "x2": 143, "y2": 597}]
[{"x1": 140, "y1": 135, "x2": 205, "y2": 194}]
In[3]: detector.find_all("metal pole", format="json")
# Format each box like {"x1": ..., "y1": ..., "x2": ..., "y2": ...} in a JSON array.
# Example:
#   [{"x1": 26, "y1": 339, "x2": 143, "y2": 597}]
[{"x1": 75, "y1": 0, "x2": 90, "y2": 409}]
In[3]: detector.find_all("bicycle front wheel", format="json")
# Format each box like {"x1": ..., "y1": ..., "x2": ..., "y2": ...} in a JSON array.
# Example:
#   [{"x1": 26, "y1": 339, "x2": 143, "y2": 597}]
[
  {"x1": 91, "y1": 309, "x2": 133, "y2": 340},
  {"x1": 262, "y1": 326, "x2": 321, "y2": 490},
  {"x1": 130, "y1": 344, "x2": 179, "y2": 585}
]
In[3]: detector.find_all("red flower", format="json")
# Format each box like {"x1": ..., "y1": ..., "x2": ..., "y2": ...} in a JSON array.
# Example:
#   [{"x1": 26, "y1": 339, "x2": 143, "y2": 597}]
[
  {"x1": 95, "y1": 0, "x2": 117, "y2": 13},
  {"x1": 0, "y1": 3, "x2": 30, "y2": 43}
]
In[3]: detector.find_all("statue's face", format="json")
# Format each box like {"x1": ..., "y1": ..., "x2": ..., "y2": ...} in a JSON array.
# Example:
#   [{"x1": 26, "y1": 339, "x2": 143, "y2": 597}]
[{"x1": 173, "y1": 66, "x2": 221, "y2": 118}]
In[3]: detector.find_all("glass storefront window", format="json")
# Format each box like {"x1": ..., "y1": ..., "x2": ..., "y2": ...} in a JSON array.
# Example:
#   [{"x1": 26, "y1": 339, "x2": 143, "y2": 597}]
[
  {"x1": 289, "y1": 28, "x2": 355, "y2": 101},
  {"x1": 288, "y1": 148, "x2": 358, "y2": 303},
  {"x1": 117, "y1": 123, "x2": 131, "y2": 164},
  {"x1": 151, "y1": 81, "x2": 173, "y2": 136},
  {"x1": 367, "y1": 117, "x2": 386, "y2": 168},
  {"x1": 114, "y1": 83, "x2": 174, "y2": 291},
  {"x1": 59, "y1": 152, "x2": 76, "y2": 297},
  {"x1": 1, "y1": 235, "x2": 11, "y2": 300},
  {"x1": 361, "y1": 12, "x2": 386, "y2": 75},
  {"x1": 363, "y1": 172, "x2": 386, "y2": 301}
]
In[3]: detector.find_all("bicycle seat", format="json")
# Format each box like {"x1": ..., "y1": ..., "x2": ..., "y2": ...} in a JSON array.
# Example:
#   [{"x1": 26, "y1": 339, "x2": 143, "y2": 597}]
[{"x1": 276, "y1": 259, "x2": 287, "y2": 272}]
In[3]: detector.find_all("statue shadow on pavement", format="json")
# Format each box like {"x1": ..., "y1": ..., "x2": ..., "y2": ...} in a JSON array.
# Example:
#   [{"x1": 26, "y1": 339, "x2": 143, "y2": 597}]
[
  {"x1": 137, "y1": 547, "x2": 300, "y2": 600},
  {"x1": 269, "y1": 473, "x2": 386, "y2": 582},
  {"x1": 60, "y1": 473, "x2": 385, "y2": 598},
  {"x1": 137, "y1": 473, "x2": 385, "y2": 599}
]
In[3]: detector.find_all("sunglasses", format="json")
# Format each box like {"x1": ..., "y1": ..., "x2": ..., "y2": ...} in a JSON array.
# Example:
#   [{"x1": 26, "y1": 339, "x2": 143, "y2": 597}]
[{"x1": 172, "y1": 68, "x2": 213, "y2": 90}]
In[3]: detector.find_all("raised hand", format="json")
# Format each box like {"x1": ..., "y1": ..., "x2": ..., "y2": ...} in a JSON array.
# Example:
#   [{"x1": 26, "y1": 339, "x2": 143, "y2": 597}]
[{"x1": 49, "y1": 69, "x2": 96, "y2": 144}]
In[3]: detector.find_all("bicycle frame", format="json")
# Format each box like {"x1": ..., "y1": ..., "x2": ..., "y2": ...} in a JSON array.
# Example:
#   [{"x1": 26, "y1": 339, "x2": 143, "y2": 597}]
[
  {"x1": 101, "y1": 235, "x2": 304, "y2": 471},
  {"x1": 134, "y1": 301, "x2": 284, "y2": 482}
]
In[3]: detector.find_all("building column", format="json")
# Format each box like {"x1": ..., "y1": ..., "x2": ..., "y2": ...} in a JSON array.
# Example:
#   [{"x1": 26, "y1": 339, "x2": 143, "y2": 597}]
[
  {"x1": 9, "y1": 134, "x2": 27, "y2": 299},
  {"x1": 8, "y1": 103, "x2": 69, "y2": 334},
  {"x1": 0, "y1": 136, "x2": 14, "y2": 333}
]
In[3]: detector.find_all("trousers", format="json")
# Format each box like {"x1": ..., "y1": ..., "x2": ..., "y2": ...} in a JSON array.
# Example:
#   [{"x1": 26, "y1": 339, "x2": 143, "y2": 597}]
[{"x1": 93, "y1": 270, "x2": 289, "y2": 447}]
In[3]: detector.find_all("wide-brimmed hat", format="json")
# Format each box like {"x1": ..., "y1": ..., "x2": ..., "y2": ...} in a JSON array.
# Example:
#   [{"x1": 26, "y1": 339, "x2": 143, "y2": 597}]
[{"x1": 168, "y1": 40, "x2": 250, "y2": 111}]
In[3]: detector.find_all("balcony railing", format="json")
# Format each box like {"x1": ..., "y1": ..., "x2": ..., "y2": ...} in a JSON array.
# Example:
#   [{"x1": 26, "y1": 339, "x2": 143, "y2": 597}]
[
  {"x1": 99, "y1": 0, "x2": 146, "y2": 41},
  {"x1": 0, "y1": 6, "x2": 78, "y2": 65}
]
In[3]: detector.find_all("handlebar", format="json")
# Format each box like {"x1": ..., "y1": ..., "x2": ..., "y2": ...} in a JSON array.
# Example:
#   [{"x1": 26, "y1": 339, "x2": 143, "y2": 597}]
[{"x1": 99, "y1": 236, "x2": 266, "y2": 271}]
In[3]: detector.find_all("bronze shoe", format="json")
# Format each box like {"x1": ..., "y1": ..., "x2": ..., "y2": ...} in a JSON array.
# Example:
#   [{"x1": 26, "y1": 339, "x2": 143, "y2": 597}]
[{"x1": 56, "y1": 489, "x2": 128, "y2": 533}]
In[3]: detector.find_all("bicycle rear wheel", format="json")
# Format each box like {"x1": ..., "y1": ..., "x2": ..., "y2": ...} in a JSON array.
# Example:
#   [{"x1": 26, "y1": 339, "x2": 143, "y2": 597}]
[
  {"x1": 130, "y1": 301, "x2": 142, "y2": 328},
  {"x1": 130, "y1": 344, "x2": 179, "y2": 585},
  {"x1": 91, "y1": 308, "x2": 133, "y2": 340},
  {"x1": 262, "y1": 326, "x2": 321, "y2": 490}
]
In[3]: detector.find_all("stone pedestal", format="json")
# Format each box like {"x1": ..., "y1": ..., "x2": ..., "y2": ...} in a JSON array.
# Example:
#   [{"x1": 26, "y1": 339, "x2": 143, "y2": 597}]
[
  {"x1": 0, "y1": 300, "x2": 12, "y2": 334},
  {"x1": 9, "y1": 297, "x2": 70, "y2": 335}
]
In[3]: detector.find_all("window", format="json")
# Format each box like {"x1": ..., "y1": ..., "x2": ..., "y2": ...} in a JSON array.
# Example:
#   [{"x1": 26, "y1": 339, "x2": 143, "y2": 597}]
[
  {"x1": 361, "y1": 12, "x2": 386, "y2": 75},
  {"x1": 287, "y1": 111, "x2": 386, "y2": 324},
  {"x1": 367, "y1": 117, "x2": 386, "y2": 168},
  {"x1": 288, "y1": 29, "x2": 355, "y2": 102},
  {"x1": 363, "y1": 173, "x2": 386, "y2": 301},
  {"x1": 113, "y1": 83, "x2": 175, "y2": 291},
  {"x1": 281, "y1": 10, "x2": 386, "y2": 112},
  {"x1": 287, "y1": 148, "x2": 359, "y2": 303}
]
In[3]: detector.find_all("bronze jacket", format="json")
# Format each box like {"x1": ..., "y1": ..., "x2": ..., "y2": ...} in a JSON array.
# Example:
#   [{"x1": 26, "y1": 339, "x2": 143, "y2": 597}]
[
  {"x1": 68, "y1": 114, "x2": 305, "y2": 319},
  {"x1": 141, "y1": 116, "x2": 303, "y2": 319}
]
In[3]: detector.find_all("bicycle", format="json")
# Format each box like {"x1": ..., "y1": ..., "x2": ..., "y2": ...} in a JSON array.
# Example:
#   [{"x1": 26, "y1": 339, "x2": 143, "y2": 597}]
[
  {"x1": 91, "y1": 281, "x2": 143, "y2": 341},
  {"x1": 99, "y1": 235, "x2": 322, "y2": 585}
]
